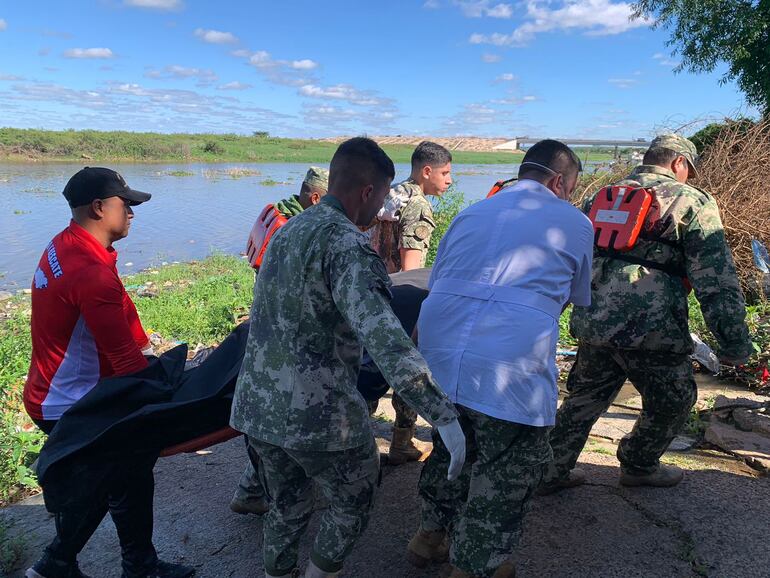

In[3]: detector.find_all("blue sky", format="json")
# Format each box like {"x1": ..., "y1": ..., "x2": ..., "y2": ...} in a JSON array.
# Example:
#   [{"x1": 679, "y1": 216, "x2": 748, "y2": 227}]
[{"x1": 0, "y1": 0, "x2": 755, "y2": 139}]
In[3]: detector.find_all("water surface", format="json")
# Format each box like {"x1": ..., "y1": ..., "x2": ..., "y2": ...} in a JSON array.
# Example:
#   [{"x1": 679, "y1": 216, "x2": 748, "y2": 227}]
[{"x1": 0, "y1": 162, "x2": 521, "y2": 291}]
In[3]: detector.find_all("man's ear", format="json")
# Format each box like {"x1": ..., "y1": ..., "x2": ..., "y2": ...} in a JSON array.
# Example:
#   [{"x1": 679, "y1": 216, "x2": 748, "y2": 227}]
[
  {"x1": 361, "y1": 183, "x2": 374, "y2": 202},
  {"x1": 90, "y1": 199, "x2": 105, "y2": 219},
  {"x1": 310, "y1": 191, "x2": 321, "y2": 205},
  {"x1": 422, "y1": 164, "x2": 432, "y2": 180}
]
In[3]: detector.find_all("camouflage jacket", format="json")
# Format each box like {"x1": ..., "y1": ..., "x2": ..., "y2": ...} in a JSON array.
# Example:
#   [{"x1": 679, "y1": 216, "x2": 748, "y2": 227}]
[
  {"x1": 570, "y1": 164, "x2": 752, "y2": 358},
  {"x1": 230, "y1": 195, "x2": 457, "y2": 451},
  {"x1": 369, "y1": 179, "x2": 436, "y2": 273}
]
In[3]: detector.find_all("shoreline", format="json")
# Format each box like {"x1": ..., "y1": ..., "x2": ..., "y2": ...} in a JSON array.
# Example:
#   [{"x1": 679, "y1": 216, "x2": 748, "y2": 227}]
[{"x1": 0, "y1": 128, "x2": 615, "y2": 165}]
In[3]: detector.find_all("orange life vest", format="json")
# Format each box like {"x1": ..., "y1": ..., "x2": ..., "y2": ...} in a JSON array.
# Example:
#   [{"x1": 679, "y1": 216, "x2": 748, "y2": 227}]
[
  {"x1": 588, "y1": 185, "x2": 653, "y2": 251},
  {"x1": 486, "y1": 177, "x2": 517, "y2": 199},
  {"x1": 246, "y1": 204, "x2": 288, "y2": 269}
]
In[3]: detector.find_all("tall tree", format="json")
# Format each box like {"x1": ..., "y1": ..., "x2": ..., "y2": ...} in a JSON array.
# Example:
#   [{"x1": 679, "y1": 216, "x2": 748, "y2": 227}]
[{"x1": 633, "y1": 0, "x2": 770, "y2": 113}]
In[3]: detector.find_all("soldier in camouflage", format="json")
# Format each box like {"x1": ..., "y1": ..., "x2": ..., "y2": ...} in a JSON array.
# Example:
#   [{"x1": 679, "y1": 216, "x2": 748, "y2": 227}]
[
  {"x1": 230, "y1": 137, "x2": 464, "y2": 578},
  {"x1": 231, "y1": 166, "x2": 329, "y2": 517},
  {"x1": 541, "y1": 134, "x2": 753, "y2": 493},
  {"x1": 368, "y1": 141, "x2": 453, "y2": 465}
]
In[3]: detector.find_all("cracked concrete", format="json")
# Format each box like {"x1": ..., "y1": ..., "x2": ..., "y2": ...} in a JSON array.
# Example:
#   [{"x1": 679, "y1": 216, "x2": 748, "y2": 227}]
[{"x1": 3, "y1": 392, "x2": 770, "y2": 578}]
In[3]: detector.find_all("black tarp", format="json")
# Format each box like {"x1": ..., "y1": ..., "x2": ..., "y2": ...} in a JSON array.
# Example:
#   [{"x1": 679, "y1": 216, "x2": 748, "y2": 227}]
[{"x1": 37, "y1": 268, "x2": 430, "y2": 507}]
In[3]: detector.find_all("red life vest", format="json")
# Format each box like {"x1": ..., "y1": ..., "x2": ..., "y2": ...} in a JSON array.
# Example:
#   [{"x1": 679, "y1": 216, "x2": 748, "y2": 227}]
[
  {"x1": 246, "y1": 204, "x2": 288, "y2": 269},
  {"x1": 588, "y1": 185, "x2": 653, "y2": 251}
]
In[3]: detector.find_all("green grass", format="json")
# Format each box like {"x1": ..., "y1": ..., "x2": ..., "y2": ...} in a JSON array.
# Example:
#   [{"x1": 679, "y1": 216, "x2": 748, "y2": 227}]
[
  {"x1": 0, "y1": 128, "x2": 614, "y2": 164},
  {"x1": 129, "y1": 255, "x2": 254, "y2": 344}
]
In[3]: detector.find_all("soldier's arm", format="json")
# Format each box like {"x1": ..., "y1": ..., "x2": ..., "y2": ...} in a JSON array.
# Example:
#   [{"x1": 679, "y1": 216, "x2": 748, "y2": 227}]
[
  {"x1": 684, "y1": 198, "x2": 753, "y2": 361},
  {"x1": 327, "y1": 234, "x2": 458, "y2": 427},
  {"x1": 398, "y1": 197, "x2": 435, "y2": 271}
]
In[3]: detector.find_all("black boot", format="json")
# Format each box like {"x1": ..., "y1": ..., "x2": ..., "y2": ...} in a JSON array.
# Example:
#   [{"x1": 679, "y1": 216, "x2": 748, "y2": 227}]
[{"x1": 25, "y1": 551, "x2": 92, "y2": 578}]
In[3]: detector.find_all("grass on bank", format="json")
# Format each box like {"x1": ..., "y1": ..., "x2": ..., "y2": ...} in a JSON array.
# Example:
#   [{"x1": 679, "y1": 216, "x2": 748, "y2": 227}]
[{"x1": 0, "y1": 128, "x2": 614, "y2": 164}]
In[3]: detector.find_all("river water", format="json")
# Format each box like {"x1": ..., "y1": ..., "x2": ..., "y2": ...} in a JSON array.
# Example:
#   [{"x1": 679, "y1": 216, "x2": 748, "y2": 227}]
[{"x1": 0, "y1": 162, "x2": 520, "y2": 291}]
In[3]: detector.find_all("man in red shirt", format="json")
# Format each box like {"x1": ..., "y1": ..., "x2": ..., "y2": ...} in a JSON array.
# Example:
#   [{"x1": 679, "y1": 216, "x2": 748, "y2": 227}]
[{"x1": 24, "y1": 167, "x2": 194, "y2": 578}]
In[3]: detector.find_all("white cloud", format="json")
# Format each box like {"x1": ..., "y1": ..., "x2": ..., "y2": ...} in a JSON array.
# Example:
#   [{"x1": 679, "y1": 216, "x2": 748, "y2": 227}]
[
  {"x1": 653, "y1": 53, "x2": 680, "y2": 67},
  {"x1": 469, "y1": 0, "x2": 648, "y2": 46},
  {"x1": 0, "y1": 19, "x2": 7, "y2": 31},
  {"x1": 124, "y1": 0, "x2": 183, "y2": 9},
  {"x1": 63, "y1": 48, "x2": 114, "y2": 59},
  {"x1": 481, "y1": 53, "x2": 501, "y2": 63},
  {"x1": 456, "y1": 1, "x2": 513, "y2": 18},
  {"x1": 194, "y1": 28, "x2": 238, "y2": 44},
  {"x1": 608, "y1": 78, "x2": 638, "y2": 89},
  {"x1": 424, "y1": 0, "x2": 440, "y2": 8},
  {"x1": 0, "y1": 74, "x2": 24, "y2": 81},
  {"x1": 495, "y1": 72, "x2": 516, "y2": 82},
  {"x1": 145, "y1": 65, "x2": 218, "y2": 85},
  {"x1": 218, "y1": 81, "x2": 252, "y2": 91},
  {"x1": 291, "y1": 59, "x2": 318, "y2": 70},
  {"x1": 299, "y1": 83, "x2": 385, "y2": 106},
  {"x1": 249, "y1": 51, "x2": 276, "y2": 68}
]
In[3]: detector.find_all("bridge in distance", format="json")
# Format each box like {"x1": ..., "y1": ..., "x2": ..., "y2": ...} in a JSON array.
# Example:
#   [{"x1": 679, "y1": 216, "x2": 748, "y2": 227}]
[{"x1": 493, "y1": 137, "x2": 652, "y2": 151}]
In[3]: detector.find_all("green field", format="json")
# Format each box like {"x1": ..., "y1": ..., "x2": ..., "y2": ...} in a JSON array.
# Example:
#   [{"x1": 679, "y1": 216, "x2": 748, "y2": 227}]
[{"x1": 0, "y1": 128, "x2": 614, "y2": 164}]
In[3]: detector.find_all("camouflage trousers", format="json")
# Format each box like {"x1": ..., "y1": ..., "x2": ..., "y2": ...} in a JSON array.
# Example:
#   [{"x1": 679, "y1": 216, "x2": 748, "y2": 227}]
[
  {"x1": 418, "y1": 405, "x2": 551, "y2": 578},
  {"x1": 233, "y1": 436, "x2": 267, "y2": 501},
  {"x1": 366, "y1": 392, "x2": 418, "y2": 428},
  {"x1": 249, "y1": 436, "x2": 380, "y2": 576},
  {"x1": 545, "y1": 344, "x2": 697, "y2": 481}
]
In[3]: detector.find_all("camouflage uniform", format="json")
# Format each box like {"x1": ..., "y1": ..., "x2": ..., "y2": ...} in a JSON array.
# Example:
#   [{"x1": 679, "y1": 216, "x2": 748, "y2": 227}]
[
  {"x1": 230, "y1": 195, "x2": 457, "y2": 576},
  {"x1": 234, "y1": 167, "x2": 331, "y2": 509},
  {"x1": 368, "y1": 179, "x2": 436, "y2": 427},
  {"x1": 419, "y1": 406, "x2": 551, "y2": 577},
  {"x1": 546, "y1": 155, "x2": 753, "y2": 482}
]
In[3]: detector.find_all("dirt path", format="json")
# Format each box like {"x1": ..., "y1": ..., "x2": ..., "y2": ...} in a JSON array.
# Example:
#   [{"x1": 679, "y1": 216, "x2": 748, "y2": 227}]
[{"x1": 4, "y1": 390, "x2": 770, "y2": 578}]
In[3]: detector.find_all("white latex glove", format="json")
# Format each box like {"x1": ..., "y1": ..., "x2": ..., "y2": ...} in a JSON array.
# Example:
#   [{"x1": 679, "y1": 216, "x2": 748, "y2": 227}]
[
  {"x1": 437, "y1": 419, "x2": 466, "y2": 481},
  {"x1": 141, "y1": 345, "x2": 156, "y2": 357}
]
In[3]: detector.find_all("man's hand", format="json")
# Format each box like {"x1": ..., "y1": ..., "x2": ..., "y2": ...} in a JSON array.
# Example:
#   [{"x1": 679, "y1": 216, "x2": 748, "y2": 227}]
[{"x1": 437, "y1": 419, "x2": 466, "y2": 481}]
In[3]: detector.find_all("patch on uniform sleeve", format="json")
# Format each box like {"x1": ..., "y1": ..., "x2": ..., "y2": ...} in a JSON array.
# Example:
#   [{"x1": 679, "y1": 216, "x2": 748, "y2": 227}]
[
  {"x1": 414, "y1": 224, "x2": 431, "y2": 241},
  {"x1": 370, "y1": 258, "x2": 388, "y2": 281}
]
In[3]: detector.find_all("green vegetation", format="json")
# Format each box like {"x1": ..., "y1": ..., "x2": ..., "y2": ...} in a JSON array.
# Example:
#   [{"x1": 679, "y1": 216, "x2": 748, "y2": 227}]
[
  {"x1": 166, "y1": 170, "x2": 195, "y2": 177},
  {"x1": 129, "y1": 255, "x2": 254, "y2": 344},
  {"x1": 689, "y1": 118, "x2": 756, "y2": 154},
  {"x1": 0, "y1": 128, "x2": 613, "y2": 164},
  {"x1": 633, "y1": 0, "x2": 770, "y2": 112}
]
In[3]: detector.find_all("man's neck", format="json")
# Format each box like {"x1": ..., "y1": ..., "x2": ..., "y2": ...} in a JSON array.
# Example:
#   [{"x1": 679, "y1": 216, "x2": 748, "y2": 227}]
[
  {"x1": 74, "y1": 218, "x2": 112, "y2": 249},
  {"x1": 407, "y1": 173, "x2": 427, "y2": 194}
]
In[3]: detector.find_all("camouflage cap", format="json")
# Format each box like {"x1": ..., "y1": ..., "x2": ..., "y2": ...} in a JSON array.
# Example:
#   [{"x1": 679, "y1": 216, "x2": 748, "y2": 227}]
[
  {"x1": 649, "y1": 133, "x2": 699, "y2": 174},
  {"x1": 303, "y1": 166, "x2": 329, "y2": 192}
]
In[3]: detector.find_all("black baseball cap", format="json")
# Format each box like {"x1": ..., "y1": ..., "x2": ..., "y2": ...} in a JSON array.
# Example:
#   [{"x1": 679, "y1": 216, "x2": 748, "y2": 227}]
[{"x1": 63, "y1": 167, "x2": 152, "y2": 208}]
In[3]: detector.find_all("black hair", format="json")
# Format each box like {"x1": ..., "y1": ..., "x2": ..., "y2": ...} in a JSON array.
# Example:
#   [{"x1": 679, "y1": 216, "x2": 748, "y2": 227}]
[
  {"x1": 411, "y1": 141, "x2": 452, "y2": 170},
  {"x1": 329, "y1": 137, "x2": 395, "y2": 194},
  {"x1": 643, "y1": 146, "x2": 679, "y2": 167},
  {"x1": 519, "y1": 139, "x2": 582, "y2": 179}
]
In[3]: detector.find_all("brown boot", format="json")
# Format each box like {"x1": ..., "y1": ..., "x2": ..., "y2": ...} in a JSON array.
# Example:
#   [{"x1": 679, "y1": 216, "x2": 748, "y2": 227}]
[
  {"x1": 536, "y1": 468, "x2": 587, "y2": 496},
  {"x1": 492, "y1": 561, "x2": 516, "y2": 577},
  {"x1": 389, "y1": 426, "x2": 427, "y2": 465},
  {"x1": 619, "y1": 464, "x2": 684, "y2": 488},
  {"x1": 406, "y1": 528, "x2": 449, "y2": 568}
]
